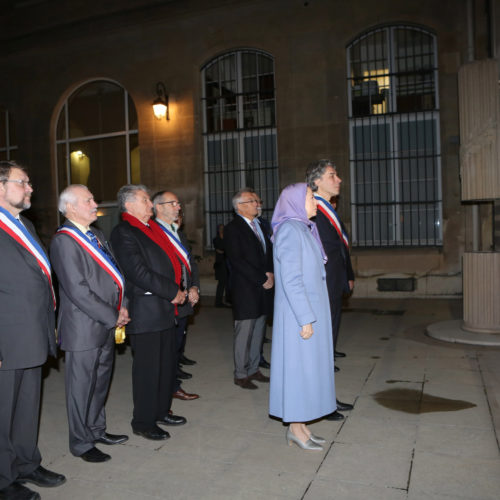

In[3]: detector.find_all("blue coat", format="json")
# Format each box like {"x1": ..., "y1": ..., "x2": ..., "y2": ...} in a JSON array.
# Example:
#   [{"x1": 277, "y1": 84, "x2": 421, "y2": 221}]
[{"x1": 269, "y1": 219, "x2": 336, "y2": 422}]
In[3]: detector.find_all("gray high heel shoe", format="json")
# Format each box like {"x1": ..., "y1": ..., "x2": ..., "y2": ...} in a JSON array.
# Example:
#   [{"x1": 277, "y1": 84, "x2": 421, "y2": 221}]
[
  {"x1": 286, "y1": 428, "x2": 323, "y2": 451},
  {"x1": 308, "y1": 433, "x2": 326, "y2": 444}
]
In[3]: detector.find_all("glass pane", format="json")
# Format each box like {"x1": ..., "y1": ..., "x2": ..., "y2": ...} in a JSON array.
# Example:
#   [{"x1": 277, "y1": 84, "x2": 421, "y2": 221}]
[
  {"x1": 68, "y1": 81, "x2": 126, "y2": 138},
  {"x1": 258, "y1": 54, "x2": 273, "y2": 75},
  {"x1": 56, "y1": 105, "x2": 66, "y2": 140},
  {"x1": 242, "y1": 52, "x2": 257, "y2": 76},
  {"x1": 130, "y1": 133, "x2": 140, "y2": 184},
  {"x1": 128, "y1": 94, "x2": 138, "y2": 130},
  {"x1": 68, "y1": 136, "x2": 127, "y2": 202},
  {"x1": 57, "y1": 143, "x2": 68, "y2": 195}
]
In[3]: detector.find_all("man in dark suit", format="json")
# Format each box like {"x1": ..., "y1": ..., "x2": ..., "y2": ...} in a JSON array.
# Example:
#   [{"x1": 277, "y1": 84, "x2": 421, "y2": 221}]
[
  {"x1": 0, "y1": 161, "x2": 66, "y2": 500},
  {"x1": 111, "y1": 185, "x2": 187, "y2": 441},
  {"x1": 152, "y1": 190, "x2": 200, "y2": 402},
  {"x1": 224, "y1": 188, "x2": 274, "y2": 390},
  {"x1": 306, "y1": 159, "x2": 355, "y2": 420},
  {"x1": 50, "y1": 185, "x2": 130, "y2": 463}
]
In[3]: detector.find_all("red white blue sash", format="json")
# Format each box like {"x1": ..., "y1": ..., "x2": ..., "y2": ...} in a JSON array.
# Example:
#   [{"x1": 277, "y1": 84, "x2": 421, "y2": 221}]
[
  {"x1": 315, "y1": 196, "x2": 349, "y2": 249},
  {"x1": 157, "y1": 222, "x2": 191, "y2": 274},
  {"x1": 56, "y1": 226, "x2": 125, "y2": 310},
  {"x1": 0, "y1": 206, "x2": 56, "y2": 308}
]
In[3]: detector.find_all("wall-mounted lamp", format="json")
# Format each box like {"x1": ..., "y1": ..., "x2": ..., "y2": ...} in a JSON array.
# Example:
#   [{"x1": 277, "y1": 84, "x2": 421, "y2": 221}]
[{"x1": 153, "y1": 81, "x2": 169, "y2": 120}]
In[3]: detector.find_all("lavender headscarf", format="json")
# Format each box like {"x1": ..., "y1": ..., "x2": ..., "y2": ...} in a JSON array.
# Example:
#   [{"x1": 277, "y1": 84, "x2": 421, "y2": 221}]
[{"x1": 271, "y1": 183, "x2": 327, "y2": 262}]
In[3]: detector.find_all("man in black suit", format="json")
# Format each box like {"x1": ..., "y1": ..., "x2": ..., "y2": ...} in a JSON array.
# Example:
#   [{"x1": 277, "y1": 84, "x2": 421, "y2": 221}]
[
  {"x1": 152, "y1": 190, "x2": 200, "y2": 402},
  {"x1": 50, "y1": 185, "x2": 130, "y2": 463},
  {"x1": 224, "y1": 188, "x2": 274, "y2": 390},
  {"x1": 111, "y1": 185, "x2": 187, "y2": 441},
  {"x1": 0, "y1": 161, "x2": 66, "y2": 500},
  {"x1": 306, "y1": 159, "x2": 355, "y2": 420}
]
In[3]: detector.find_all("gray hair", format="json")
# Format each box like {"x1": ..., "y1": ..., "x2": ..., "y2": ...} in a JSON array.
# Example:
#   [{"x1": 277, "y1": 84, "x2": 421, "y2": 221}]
[
  {"x1": 58, "y1": 184, "x2": 87, "y2": 215},
  {"x1": 117, "y1": 184, "x2": 149, "y2": 213},
  {"x1": 232, "y1": 187, "x2": 256, "y2": 211},
  {"x1": 0, "y1": 160, "x2": 27, "y2": 182},
  {"x1": 305, "y1": 159, "x2": 336, "y2": 192}
]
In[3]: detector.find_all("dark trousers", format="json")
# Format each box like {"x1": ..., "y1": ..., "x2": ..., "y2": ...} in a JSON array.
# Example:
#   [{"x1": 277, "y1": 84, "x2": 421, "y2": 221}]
[
  {"x1": 0, "y1": 367, "x2": 42, "y2": 489},
  {"x1": 331, "y1": 294, "x2": 343, "y2": 350},
  {"x1": 174, "y1": 317, "x2": 188, "y2": 392},
  {"x1": 129, "y1": 329, "x2": 176, "y2": 432},
  {"x1": 65, "y1": 333, "x2": 114, "y2": 456}
]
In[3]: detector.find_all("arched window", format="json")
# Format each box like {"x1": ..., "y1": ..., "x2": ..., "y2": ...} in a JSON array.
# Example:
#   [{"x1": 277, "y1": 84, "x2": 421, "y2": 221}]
[
  {"x1": 201, "y1": 49, "x2": 279, "y2": 246},
  {"x1": 347, "y1": 25, "x2": 442, "y2": 247},
  {"x1": 55, "y1": 79, "x2": 140, "y2": 235},
  {"x1": 0, "y1": 107, "x2": 17, "y2": 160}
]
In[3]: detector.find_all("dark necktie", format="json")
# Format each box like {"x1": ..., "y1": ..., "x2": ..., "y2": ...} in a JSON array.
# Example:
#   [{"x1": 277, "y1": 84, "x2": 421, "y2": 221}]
[{"x1": 250, "y1": 220, "x2": 265, "y2": 250}]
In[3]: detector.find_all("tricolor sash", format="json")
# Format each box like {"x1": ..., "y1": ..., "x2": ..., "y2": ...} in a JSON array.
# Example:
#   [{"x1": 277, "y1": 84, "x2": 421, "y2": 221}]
[
  {"x1": 0, "y1": 206, "x2": 56, "y2": 308},
  {"x1": 157, "y1": 223, "x2": 191, "y2": 274},
  {"x1": 56, "y1": 226, "x2": 125, "y2": 310},
  {"x1": 315, "y1": 195, "x2": 349, "y2": 249}
]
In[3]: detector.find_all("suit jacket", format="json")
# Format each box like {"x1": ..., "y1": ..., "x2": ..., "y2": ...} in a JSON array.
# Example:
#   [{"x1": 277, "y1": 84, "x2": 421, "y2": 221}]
[
  {"x1": 50, "y1": 220, "x2": 123, "y2": 352},
  {"x1": 0, "y1": 215, "x2": 56, "y2": 370},
  {"x1": 314, "y1": 210, "x2": 354, "y2": 300},
  {"x1": 110, "y1": 220, "x2": 179, "y2": 334},
  {"x1": 172, "y1": 228, "x2": 200, "y2": 320},
  {"x1": 224, "y1": 215, "x2": 273, "y2": 320}
]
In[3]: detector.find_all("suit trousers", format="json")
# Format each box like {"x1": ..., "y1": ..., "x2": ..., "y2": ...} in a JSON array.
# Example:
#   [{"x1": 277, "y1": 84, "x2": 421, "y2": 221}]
[
  {"x1": 233, "y1": 315, "x2": 267, "y2": 379},
  {"x1": 129, "y1": 328, "x2": 176, "y2": 432},
  {"x1": 174, "y1": 317, "x2": 188, "y2": 393},
  {"x1": 65, "y1": 333, "x2": 115, "y2": 456},
  {"x1": 330, "y1": 294, "x2": 343, "y2": 350},
  {"x1": 0, "y1": 366, "x2": 42, "y2": 489}
]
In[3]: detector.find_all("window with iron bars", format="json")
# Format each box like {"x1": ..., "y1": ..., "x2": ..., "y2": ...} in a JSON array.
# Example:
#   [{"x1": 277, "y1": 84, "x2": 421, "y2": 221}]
[
  {"x1": 347, "y1": 25, "x2": 443, "y2": 247},
  {"x1": 201, "y1": 49, "x2": 279, "y2": 247}
]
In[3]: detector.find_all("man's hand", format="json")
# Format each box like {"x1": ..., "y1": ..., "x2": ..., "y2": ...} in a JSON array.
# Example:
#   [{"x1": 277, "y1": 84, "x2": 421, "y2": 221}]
[
  {"x1": 300, "y1": 323, "x2": 313, "y2": 339},
  {"x1": 188, "y1": 286, "x2": 199, "y2": 307},
  {"x1": 116, "y1": 307, "x2": 130, "y2": 327},
  {"x1": 171, "y1": 289, "x2": 188, "y2": 305},
  {"x1": 348, "y1": 280, "x2": 354, "y2": 291},
  {"x1": 262, "y1": 272, "x2": 274, "y2": 289}
]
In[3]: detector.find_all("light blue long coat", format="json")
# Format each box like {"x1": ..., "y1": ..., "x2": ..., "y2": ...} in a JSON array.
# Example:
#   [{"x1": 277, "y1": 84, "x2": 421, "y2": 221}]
[{"x1": 269, "y1": 219, "x2": 336, "y2": 422}]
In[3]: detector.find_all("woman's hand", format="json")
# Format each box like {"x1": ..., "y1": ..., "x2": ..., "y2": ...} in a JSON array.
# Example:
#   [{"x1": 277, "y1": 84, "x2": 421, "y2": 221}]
[{"x1": 300, "y1": 323, "x2": 313, "y2": 339}]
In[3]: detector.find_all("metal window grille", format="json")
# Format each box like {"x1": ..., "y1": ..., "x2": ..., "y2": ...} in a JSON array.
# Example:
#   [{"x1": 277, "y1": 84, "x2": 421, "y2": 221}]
[
  {"x1": 201, "y1": 50, "x2": 279, "y2": 247},
  {"x1": 347, "y1": 26, "x2": 443, "y2": 247},
  {"x1": 0, "y1": 108, "x2": 18, "y2": 160}
]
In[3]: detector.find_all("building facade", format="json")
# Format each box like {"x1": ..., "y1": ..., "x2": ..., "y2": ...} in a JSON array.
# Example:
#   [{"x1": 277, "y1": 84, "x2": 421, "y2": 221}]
[{"x1": 2, "y1": 0, "x2": 497, "y2": 296}]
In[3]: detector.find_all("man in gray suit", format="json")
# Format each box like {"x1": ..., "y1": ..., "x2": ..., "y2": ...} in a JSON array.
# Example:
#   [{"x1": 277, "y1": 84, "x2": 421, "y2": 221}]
[
  {"x1": 0, "y1": 161, "x2": 66, "y2": 500},
  {"x1": 50, "y1": 185, "x2": 130, "y2": 463}
]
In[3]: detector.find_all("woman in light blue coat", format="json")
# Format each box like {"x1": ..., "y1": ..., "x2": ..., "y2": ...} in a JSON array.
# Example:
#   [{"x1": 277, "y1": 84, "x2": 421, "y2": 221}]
[{"x1": 269, "y1": 183, "x2": 336, "y2": 450}]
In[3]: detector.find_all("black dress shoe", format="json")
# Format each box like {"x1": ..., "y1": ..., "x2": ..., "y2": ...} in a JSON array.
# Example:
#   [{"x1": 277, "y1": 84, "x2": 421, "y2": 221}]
[
  {"x1": 157, "y1": 413, "x2": 187, "y2": 426},
  {"x1": 334, "y1": 350, "x2": 346, "y2": 358},
  {"x1": 80, "y1": 447, "x2": 111, "y2": 463},
  {"x1": 177, "y1": 367, "x2": 192, "y2": 379},
  {"x1": 17, "y1": 465, "x2": 66, "y2": 487},
  {"x1": 259, "y1": 359, "x2": 271, "y2": 369},
  {"x1": 325, "y1": 411, "x2": 345, "y2": 421},
  {"x1": 334, "y1": 365, "x2": 340, "y2": 372},
  {"x1": 336, "y1": 399, "x2": 354, "y2": 411},
  {"x1": 179, "y1": 354, "x2": 197, "y2": 365},
  {"x1": 95, "y1": 432, "x2": 129, "y2": 445},
  {"x1": 263, "y1": 337, "x2": 271, "y2": 344},
  {"x1": 0, "y1": 482, "x2": 41, "y2": 499},
  {"x1": 133, "y1": 427, "x2": 170, "y2": 440}
]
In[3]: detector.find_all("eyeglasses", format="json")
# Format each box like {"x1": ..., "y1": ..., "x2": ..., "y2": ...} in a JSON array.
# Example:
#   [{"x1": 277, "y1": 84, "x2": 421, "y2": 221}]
[
  {"x1": 238, "y1": 200, "x2": 258, "y2": 205},
  {"x1": 157, "y1": 200, "x2": 181, "y2": 207},
  {"x1": 3, "y1": 179, "x2": 32, "y2": 188}
]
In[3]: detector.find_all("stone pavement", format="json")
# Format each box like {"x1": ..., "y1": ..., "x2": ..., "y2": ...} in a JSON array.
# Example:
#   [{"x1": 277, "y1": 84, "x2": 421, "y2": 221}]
[{"x1": 32, "y1": 298, "x2": 500, "y2": 499}]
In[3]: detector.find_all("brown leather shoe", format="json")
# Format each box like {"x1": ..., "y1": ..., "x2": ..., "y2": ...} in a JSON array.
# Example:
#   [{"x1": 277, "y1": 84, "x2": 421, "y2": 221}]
[
  {"x1": 248, "y1": 370, "x2": 270, "y2": 383},
  {"x1": 172, "y1": 388, "x2": 200, "y2": 400},
  {"x1": 234, "y1": 377, "x2": 258, "y2": 389}
]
